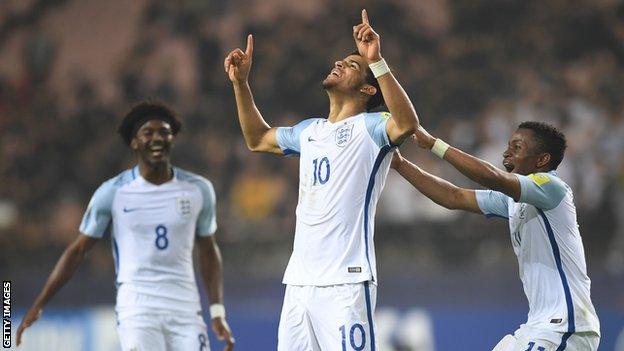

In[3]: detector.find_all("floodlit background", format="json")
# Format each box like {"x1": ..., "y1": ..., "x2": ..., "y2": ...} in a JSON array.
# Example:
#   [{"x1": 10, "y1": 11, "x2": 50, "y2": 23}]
[{"x1": 1, "y1": 0, "x2": 623, "y2": 350}]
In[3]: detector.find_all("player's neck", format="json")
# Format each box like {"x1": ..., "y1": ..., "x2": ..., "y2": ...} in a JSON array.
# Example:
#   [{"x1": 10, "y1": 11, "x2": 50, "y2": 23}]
[
  {"x1": 138, "y1": 161, "x2": 173, "y2": 185},
  {"x1": 327, "y1": 92, "x2": 366, "y2": 123}
]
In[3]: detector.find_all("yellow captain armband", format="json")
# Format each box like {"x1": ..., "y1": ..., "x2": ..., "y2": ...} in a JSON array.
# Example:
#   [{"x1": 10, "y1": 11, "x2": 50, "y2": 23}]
[
  {"x1": 528, "y1": 173, "x2": 551, "y2": 186},
  {"x1": 380, "y1": 112, "x2": 391, "y2": 120}
]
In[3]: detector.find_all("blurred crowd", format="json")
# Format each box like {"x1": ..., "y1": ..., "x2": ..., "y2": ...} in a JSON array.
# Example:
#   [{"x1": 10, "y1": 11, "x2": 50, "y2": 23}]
[{"x1": 1, "y1": 0, "x2": 623, "y2": 294}]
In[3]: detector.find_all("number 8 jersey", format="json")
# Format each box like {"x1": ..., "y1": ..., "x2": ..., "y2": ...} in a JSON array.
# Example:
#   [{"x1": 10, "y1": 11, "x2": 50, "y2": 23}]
[
  {"x1": 276, "y1": 112, "x2": 393, "y2": 286},
  {"x1": 79, "y1": 167, "x2": 217, "y2": 314}
]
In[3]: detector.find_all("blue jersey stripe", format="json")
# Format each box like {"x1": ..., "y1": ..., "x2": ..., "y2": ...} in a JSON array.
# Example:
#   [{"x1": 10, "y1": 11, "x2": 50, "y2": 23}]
[
  {"x1": 555, "y1": 331, "x2": 573, "y2": 351},
  {"x1": 282, "y1": 148, "x2": 300, "y2": 157},
  {"x1": 363, "y1": 145, "x2": 393, "y2": 281},
  {"x1": 364, "y1": 281, "x2": 376, "y2": 351},
  {"x1": 112, "y1": 236, "x2": 119, "y2": 274},
  {"x1": 538, "y1": 209, "x2": 575, "y2": 334}
]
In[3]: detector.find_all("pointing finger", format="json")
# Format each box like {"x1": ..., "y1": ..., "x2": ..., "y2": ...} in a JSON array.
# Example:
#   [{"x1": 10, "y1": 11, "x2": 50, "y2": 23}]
[
  {"x1": 362, "y1": 9, "x2": 369, "y2": 24},
  {"x1": 245, "y1": 34, "x2": 253, "y2": 56}
]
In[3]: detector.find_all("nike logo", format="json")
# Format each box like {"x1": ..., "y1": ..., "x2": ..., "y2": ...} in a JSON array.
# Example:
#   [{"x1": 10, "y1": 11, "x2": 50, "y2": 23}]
[
  {"x1": 123, "y1": 207, "x2": 141, "y2": 213},
  {"x1": 308, "y1": 136, "x2": 316, "y2": 142}
]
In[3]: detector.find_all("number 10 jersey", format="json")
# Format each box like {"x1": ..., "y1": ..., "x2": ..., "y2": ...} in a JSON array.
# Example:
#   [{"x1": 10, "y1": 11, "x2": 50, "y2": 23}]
[{"x1": 276, "y1": 112, "x2": 393, "y2": 286}]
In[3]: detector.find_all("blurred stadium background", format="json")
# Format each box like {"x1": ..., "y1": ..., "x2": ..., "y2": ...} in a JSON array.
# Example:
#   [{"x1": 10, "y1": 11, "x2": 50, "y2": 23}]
[{"x1": 1, "y1": 0, "x2": 623, "y2": 350}]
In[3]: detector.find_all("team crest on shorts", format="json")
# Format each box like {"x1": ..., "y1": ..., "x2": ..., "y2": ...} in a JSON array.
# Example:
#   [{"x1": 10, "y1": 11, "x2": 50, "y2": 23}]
[
  {"x1": 176, "y1": 197, "x2": 192, "y2": 218},
  {"x1": 336, "y1": 123, "x2": 354, "y2": 147}
]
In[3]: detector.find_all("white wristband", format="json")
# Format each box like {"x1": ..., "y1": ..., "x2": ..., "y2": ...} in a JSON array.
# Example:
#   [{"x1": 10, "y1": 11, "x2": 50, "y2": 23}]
[
  {"x1": 368, "y1": 58, "x2": 390, "y2": 78},
  {"x1": 431, "y1": 138, "x2": 450, "y2": 159},
  {"x1": 210, "y1": 303, "x2": 226, "y2": 319}
]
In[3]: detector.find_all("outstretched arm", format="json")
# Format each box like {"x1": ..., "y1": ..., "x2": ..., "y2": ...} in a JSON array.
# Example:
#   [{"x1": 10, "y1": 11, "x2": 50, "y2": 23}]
[
  {"x1": 198, "y1": 236, "x2": 235, "y2": 351},
  {"x1": 16, "y1": 234, "x2": 98, "y2": 346},
  {"x1": 391, "y1": 151, "x2": 481, "y2": 213},
  {"x1": 354, "y1": 9, "x2": 419, "y2": 145},
  {"x1": 224, "y1": 34, "x2": 281, "y2": 154},
  {"x1": 414, "y1": 126, "x2": 521, "y2": 200}
]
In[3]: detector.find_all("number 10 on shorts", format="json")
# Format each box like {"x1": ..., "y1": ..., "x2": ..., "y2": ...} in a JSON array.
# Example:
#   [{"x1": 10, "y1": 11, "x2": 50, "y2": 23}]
[{"x1": 340, "y1": 323, "x2": 366, "y2": 351}]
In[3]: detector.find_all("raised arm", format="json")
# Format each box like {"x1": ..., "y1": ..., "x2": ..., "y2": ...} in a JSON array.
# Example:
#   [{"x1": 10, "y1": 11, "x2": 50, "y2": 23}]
[
  {"x1": 414, "y1": 126, "x2": 521, "y2": 200},
  {"x1": 224, "y1": 34, "x2": 281, "y2": 154},
  {"x1": 16, "y1": 234, "x2": 98, "y2": 346},
  {"x1": 391, "y1": 151, "x2": 481, "y2": 213},
  {"x1": 353, "y1": 9, "x2": 419, "y2": 145},
  {"x1": 197, "y1": 236, "x2": 234, "y2": 351}
]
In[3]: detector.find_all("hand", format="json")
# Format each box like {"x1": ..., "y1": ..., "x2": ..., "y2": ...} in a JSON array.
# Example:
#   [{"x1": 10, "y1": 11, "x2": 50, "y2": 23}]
[
  {"x1": 353, "y1": 9, "x2": 381, "y2": 63},
  {"x1": 16, "y1": 306, "x2": 42, "y2": 346},
  {"x1": 390, "y1": 149, "x2": 405, "y2": 170},
  {"x1": 414, "y1": 125, "x2": 436, "y2": 149},
  {"x1": 212, "y1": 317, "x2": 235, "y2": 351},
  {"x1": 224, "y1": 34, "x2": 253, "y2": 84}
]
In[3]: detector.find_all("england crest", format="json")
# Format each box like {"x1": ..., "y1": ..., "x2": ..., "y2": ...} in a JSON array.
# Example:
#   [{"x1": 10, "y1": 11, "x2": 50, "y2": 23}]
[
  {"x1": 176, "y1": 197, "x2": 192, "y2": 218},
  {"x1": 335, "y1": 123, "x2": 354, "y2": 147}
]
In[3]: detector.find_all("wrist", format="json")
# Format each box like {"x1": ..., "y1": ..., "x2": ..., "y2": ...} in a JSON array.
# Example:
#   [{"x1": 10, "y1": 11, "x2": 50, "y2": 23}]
[
  {"x1": 368, "y1": 58, "x2": 390, "y2": 78},
  {"x1": 232, "y1": 80, "x2": 248, "y2": 88},
  {"x1": 209, "y1": 303, "x2": 226, "y2": 319},
  {"x1": 431, "y1": 138, "x2": 450, "y2": 159},
  {"x1": 367, "y1": 55, "x2": 382, "y2": 64}
]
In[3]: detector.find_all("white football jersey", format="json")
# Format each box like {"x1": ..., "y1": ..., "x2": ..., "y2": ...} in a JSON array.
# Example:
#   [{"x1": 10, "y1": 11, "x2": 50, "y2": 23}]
[
  {"x1": 476, "y1": 171, "x2": 600, "y2": 337},
  {"x1": 276, "y1": 112, "x2": 393, "y2": 286},
  {"x1": 79, "y1": 167, "x2": 217, "y2": 313}
]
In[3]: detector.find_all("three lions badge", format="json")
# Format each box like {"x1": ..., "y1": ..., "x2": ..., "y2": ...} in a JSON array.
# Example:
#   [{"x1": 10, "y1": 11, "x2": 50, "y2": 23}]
[{"x1": 336, "y1": 123, "x2": 354, "y2": 147}]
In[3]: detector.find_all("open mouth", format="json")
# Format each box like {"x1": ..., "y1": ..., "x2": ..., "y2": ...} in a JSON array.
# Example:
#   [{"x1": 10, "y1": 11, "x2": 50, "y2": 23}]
[
  {"x1": 503, "y1": 160, "x2": 514, "y2": 172},
  {"x1": 329, "y1": 68, "x2": 341, "y2": 77},
  {"x1": 149, "y1": 145, "x2": 166, "y2": 157}
]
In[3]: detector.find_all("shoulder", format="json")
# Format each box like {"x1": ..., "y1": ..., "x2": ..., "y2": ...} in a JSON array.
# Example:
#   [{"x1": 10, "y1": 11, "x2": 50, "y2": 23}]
[
  {"x1": 526, "y1": 172, "x2": 568, "y2": 193},
  {"x1": 87, "y1": 169, "x2": 134, "y2": 209},
  {"x1": 295, "y1": 118, "x2": 323, "y2": 130},
  {"x1": 364, "y1": 111, "x2": 391, "y2": 120},
  {"x1": 175, "y1": 168, "x2": 215, "y2": 198},
  {"x1": 96, "y1": 169, "x2": 134, "y2": 195}
]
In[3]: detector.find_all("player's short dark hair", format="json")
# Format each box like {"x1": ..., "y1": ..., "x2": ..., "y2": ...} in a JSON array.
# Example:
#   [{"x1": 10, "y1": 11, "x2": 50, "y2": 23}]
[
  {"x1": 350, "y1": 50, "x2": 385, "y2": 111},
  {"x1": 118, "y1": 101, "x2": 182, "y2": 145},
  {"x1": 518, "y1": 121, "x2": 567, "y2": 170}
]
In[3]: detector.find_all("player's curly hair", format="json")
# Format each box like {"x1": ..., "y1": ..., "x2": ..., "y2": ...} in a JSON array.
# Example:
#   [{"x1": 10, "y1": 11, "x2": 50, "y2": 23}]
[
  {"x1": 118, "y1": 100, "x2": 182, "y2": 146},
  {"x1": 518, "y1": 121, "x2": 567, "y2": 171},
  {"x1": 350, "y1": 51, "x2": 386, "y2": 111}
]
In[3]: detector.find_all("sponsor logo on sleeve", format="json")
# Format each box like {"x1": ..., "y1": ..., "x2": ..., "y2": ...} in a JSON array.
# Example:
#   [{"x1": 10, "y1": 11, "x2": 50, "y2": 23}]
[{"x1": 528, "y1": 173, "x2": 550, "y2": 186}]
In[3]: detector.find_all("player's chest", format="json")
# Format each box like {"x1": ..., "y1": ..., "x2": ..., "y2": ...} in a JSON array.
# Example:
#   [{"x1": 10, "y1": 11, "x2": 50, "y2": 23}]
[
  {"x1": 113, "y1": 189, "x2": 200, "y2": 228},
  {"x1": 508, "y1": 203, "x2": 540, "y2": 251},
  {"x1": 299, "y1": 123, "x2": 374, "y2": 187}
]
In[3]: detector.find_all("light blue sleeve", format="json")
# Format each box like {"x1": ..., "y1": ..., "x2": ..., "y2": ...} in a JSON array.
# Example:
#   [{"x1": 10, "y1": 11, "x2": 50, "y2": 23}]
[
  {"x1": 275, "y1": 118, "x2": 318, "y2": 156},
  {"x1": 364, "y1": 112, "x2": 391, "y2": 148},
  {"x1": 79, "y1": 180, "x2": 116, "y2": 238},
  {"x1": 475, "y1": 189, "x2": 510, "y2": 219},
  {"x1": 515, "y1": 173, "x2": 567, "y2": 210},
  {"x1": 195, "y1": 178, "x2": 217, "y2": 236}
]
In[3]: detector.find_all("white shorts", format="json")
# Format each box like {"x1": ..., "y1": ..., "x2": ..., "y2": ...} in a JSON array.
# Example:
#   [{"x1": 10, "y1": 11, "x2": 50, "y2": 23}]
[
  {"x1": 117, "y1": 309, "x2": 209, "y2": 351},
  {"x1": 278, "y1": 281, "x2": 378, "y2": 351},
  {"x1": 492, "y1": 325, "x2": 600, "y2": 351}
]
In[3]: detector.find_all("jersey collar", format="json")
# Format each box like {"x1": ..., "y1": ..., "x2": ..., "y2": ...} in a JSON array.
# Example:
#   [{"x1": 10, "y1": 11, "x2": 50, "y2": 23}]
[{"x1": 132, "y1": 165, "x2": 178, "y2": 186}]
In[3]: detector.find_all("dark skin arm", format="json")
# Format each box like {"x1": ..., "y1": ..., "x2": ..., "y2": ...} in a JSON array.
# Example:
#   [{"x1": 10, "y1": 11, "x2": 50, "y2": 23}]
[
  {"x1": 414, "y1": 126, "x2": 521, "y2": 200},
  {"x1": 197, "y1": 235, "x2": 235, "y2": 351},
  {"x1": 391, "y1": 151, "x2": 482, "y2": 213},
  {"x1": 353, "y1": 9, "x2": 419, "y2": 145},
  {"x1": 16, "y1": 234, "x2": 98, "y2": 346}
]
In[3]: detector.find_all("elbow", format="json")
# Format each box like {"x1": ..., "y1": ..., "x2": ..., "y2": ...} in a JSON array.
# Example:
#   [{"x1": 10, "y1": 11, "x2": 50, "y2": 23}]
[
  {"x1": 245, "y1": 141, "x2": 262, "y2": 152},
  {"x1": 398, "y1": 119, "x2": 418, "y2": 138},
  {"x1": 248, "y1": 144, "x2": 265, "y2": 153}
]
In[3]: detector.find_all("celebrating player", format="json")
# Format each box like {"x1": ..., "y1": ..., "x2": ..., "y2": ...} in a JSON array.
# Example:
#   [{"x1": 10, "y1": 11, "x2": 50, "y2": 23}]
[
  {"x1": 16, "y1": 101, "x2": 235, "y2": 351},
  {"x1": 391, "y1": 122, "x2": 600, "y2": 350},
  {"x1": 225, "y1": 9, "x2": 418, "y2": 350}
]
